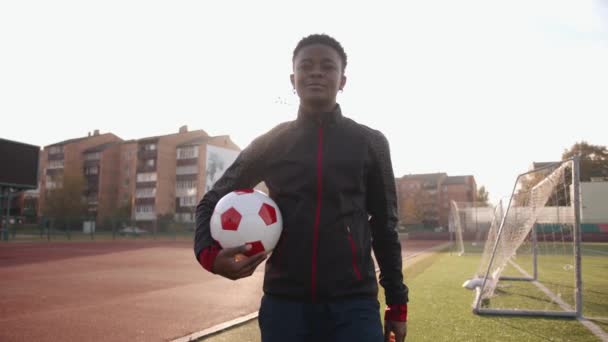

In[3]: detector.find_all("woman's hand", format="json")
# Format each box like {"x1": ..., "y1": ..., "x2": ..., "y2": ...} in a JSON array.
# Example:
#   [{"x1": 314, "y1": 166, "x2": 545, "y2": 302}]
[{"x1": 212, "y1": 244, "x2": 267, "y2": 280}]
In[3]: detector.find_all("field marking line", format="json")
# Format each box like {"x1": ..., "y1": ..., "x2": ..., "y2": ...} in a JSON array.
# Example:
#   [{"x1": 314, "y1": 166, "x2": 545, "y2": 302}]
[
  {"x1": 582, "y1": 247, "x2": 608, "y2": 256},
  {"x1": 171, "y1": 241, "x2": 450, "y2": 342},
  {"x1": 510, "y1": 260, "x2": 608, "y2": 342}
]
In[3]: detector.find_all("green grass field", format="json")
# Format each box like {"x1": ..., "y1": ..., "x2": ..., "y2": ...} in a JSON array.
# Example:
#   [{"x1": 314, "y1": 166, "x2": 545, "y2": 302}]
[{"x1": 199, "y1": 243, "x2": 608, "y2": 341}]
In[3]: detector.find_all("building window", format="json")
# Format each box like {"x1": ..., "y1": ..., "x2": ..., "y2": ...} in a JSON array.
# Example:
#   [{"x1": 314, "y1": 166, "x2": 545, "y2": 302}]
[
  {"x1": 84, "y1": 152, "x2": 101, "y2": 161},
  {"x1": 85, "y1": 166, "x2": 98, "y2": 175},
  {"x1": 87, "y1": 193, "x2": 98, "y2": 204},
  {"x1": 177, "y1": 146, "x2": 198, "y2": 159},
  {"x1": 145, "y1": 159, "x2": 155, "y2": 167},
  {"x1": 48, "y1": 146, "x2": 63, "y2": 154},
  {"x1": 48, "y1": 160, "x2": 64, "y2": 169},
  {"x1": 136, "y1": 188, "x2": 156, "y2": 198},
  {"x1": 176, "y1": 180, "x2": 197, "y2": 189},
  {"x1": 124, "y1": 178, "x2": 130, "y2": 186},
  {"x1": 176, "y1": 165, "x2": 198, "y2": 175},
  {"x1": 45, "y1": 175, "x2": 62, "y2": 189},
  {"x1": 136, "y1": 205, "x2": 155, "y2": 213},
  {"x1": 144, "y1": 144, "x2": 157, "y2": 151},
  {"x1": 136, "y1": 172, "x2": 157, "y2": 182},
  {"x1": 179, "y1": 196, "x2": 197, "y2": 207}
]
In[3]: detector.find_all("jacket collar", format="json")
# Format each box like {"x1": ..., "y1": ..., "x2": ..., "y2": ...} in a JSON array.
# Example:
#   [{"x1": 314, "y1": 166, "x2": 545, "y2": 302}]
[{"x1": 296, "y1": 103, "x2": 342, "y2": 126}]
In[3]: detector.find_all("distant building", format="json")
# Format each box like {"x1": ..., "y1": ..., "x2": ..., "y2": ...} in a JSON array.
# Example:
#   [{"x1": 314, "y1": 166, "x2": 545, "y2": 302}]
[
  {"x1": 37, "y1": 126, "x2": 243, "y2": 227},
  {"x1": 396, "y1": 173, "x2": 476, "y2": 228},
  {"x1": 38, "y1": 130, "x2": 122, "y2": 220}
]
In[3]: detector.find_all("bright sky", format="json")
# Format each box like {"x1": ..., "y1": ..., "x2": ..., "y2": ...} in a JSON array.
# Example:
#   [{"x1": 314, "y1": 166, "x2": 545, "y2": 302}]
[{"x1": 1, "y1": 0, "x2": 607, "y2": 205}]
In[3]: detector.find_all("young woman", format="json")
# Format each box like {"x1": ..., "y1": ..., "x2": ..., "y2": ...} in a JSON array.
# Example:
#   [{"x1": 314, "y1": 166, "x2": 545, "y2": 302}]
[{"x1": 195, "y1": 34, "x2": 408, "y2": 342}]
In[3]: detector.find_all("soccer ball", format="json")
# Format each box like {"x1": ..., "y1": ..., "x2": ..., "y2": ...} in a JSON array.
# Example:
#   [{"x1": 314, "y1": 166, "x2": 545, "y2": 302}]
[{"x1": 210, "y1": 189, "x2": 283, "y2": 257}]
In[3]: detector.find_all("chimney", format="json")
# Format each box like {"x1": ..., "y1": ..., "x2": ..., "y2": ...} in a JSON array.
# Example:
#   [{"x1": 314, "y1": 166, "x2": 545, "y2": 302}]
[
  {"x1": 88, "y1": 132, "x2": 91, "y2": 137},
  {"x1": 93, "y1": 129, "x2": 100, "y2": 136},
  {"x1": 179, "y1": 125, "x2": 188, "y2": 134}
]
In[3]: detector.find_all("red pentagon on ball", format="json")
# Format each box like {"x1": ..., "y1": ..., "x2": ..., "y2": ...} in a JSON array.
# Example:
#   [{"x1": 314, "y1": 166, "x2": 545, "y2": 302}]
[
  {"x1": 221, "y1": 207, "x2": 241, "y2": 231},
  {"x1": 258, "y1": 203, "x2": 277, "y2": 225},
  {"x1": 234, "y1": 189, "x2": 254, "y2": 195},
  {"x1": 244, "y1": 240, "x2": 265, "y2": 257}
]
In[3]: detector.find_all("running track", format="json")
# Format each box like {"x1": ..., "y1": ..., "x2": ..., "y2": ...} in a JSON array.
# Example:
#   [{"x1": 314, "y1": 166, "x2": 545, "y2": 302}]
[{"x1": 0, "y1": 239, "x2": 444, "y2": 342}]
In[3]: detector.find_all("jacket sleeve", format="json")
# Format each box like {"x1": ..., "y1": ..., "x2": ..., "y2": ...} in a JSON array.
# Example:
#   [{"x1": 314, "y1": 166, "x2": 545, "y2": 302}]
[
  {"x1": 366, "y1": 130, "x2": 409, "y2": 304},
  {"x1": 194, "y1": 133, "x2": 271, "y2": 264}
]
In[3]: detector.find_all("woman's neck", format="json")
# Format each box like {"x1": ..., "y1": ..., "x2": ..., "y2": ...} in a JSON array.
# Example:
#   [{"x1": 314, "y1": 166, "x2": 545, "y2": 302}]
[{"x1": 299, "y1": 101, "x2": 336, "y2": 114}]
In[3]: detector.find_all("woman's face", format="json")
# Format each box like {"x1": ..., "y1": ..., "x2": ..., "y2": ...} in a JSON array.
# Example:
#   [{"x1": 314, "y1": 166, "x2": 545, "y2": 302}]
[{"x1": 291, "y1": 44, "x2": 346, "y2": 108}]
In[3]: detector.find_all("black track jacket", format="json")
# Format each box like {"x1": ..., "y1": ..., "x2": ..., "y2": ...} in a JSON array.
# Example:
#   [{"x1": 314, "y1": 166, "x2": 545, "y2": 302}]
[{"x1": 194, "y1": 104, "x2": 408, "y2": 305}]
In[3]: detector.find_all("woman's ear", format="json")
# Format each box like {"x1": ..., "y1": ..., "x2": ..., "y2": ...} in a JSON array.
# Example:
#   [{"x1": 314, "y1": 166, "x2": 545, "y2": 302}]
[{"x1": 339, "y1": 75, "x2": 347, "y2": 91}]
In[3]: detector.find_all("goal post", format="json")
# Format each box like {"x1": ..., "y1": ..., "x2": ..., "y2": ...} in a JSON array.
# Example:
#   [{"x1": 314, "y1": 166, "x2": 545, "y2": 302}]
[
  {"x1": 450, "y1": 201, "x2": 501, "y2": 256},
  {"x1": 470, "y1": 156, "x2": 582, "y2": 318}
]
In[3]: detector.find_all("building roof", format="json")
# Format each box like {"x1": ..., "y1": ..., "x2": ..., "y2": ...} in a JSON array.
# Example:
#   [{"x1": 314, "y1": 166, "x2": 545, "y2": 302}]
[
  {"x1": 443, "y1": 176, "x2": 472, "y2": 185},
  {"x1": 137, "y1": 128, "x2": 208, "y2": 142},
  {"x1": 177, "y1": 136, "x2": 209, "y2": 147},
  {"x1": 84, "y1": 141, "x2": 119, "y2": 153},
  {"x1": 47, "y1": 136, "x2": 89, "y2": 148},
  {"x1": 399, "y1": 173, "x2": 447, "y2": 181},
  {"x1": 46, "y1": 132, "x2": 121, "y2": 148}
]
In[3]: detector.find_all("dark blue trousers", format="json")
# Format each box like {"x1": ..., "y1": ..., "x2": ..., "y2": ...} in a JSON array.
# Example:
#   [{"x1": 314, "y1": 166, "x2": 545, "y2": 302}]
[{"x1": 258, "y1": 294, "x2": 384, "y2": 342}]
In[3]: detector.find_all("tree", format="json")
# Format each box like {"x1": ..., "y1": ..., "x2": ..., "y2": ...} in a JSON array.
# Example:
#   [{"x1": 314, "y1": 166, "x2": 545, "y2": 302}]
[
  {"x1": 402, "y1": 197, "x2": 425, "y2": 224},
  {"x1": 43, "y1": 170, "x2": 87, "y2": 223},
  {"x1": 562, "y1": 141, "x2": 608, "y2": 181},
  {"x1": 476, "y1": 186, "x2": 490, "y2": 207}
]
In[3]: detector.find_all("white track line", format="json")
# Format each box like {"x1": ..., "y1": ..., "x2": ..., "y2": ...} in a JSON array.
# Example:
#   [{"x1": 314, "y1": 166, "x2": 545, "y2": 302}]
[
  {"x1": 510, "y1": 260, "x2": 608, "y2": 342},
  {"x1": 171, "y1": 242, "x2": 450, "y2": 342}
]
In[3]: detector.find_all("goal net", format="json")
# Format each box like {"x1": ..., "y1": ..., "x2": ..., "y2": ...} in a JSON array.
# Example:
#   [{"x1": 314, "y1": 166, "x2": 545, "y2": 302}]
[
  {"x1": 450, "y1": 201, "x2": 500, "y2": 256},
  {"x1": 470, "y1": 158, "x2": 583, "y2": 317}
]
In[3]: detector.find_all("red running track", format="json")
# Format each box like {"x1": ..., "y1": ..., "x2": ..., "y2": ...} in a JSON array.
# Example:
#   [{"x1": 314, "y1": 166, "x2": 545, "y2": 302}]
[{"x1": 0, "y1": 239, "x2": 444, "y2": 342}]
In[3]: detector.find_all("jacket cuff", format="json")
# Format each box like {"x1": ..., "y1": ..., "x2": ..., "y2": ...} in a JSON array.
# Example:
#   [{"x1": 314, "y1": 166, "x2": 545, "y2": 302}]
[
  {"x1": 384, "y1": 304, "x2": 407, "y2": 322},
  {"x1": 197, "y1": 243, "x2": 221, "y2": 273}
]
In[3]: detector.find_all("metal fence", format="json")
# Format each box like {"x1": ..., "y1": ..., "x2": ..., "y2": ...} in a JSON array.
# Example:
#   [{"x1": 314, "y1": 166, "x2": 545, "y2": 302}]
[{"x1": 1, "y1": 215, "x2": 196, "y2": 242}]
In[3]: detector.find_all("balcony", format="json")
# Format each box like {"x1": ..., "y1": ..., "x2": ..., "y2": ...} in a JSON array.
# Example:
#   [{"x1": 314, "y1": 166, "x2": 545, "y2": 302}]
[
  {"x1": 137, "y1": 149, "x2": 157, "y2": 159},
  {"x1": 135, "y1": 197, "x2": 155, "y2": 205},
  {"x1": 176, "y1": 165, "x2": 198, "y2": 175},
  {"x1": 136, "y1": 181, "x2": 157, "y2": 189},
  {"x1": 175, "y1": 187, "x2": 197, "y2": 197},
  {"x1": 46, "y1": 168, "x2": 63, "y2": 177},
  {"x1": 177, "y1": 158, "x2": 198, "y2": 166},
  {"x1": 47, "y1": 152, "x2": 64, "y2": 161},
  {"x1": 135, "y1": 212, "x2": 156, "y2": 221},
  {"x1": 176, "y1": 173, "x2": 197, "y2": 181},
  {"x1": 136, "y1": 163, "x2": 157, "y2": 173}
]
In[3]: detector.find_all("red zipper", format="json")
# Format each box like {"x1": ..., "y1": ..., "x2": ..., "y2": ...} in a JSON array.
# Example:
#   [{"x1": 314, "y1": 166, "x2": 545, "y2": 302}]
[
  {"x1": 346, "y1": 226, "x2": 362, "y2": 281},
  {"x1": 311, "y1": 126, "x2": 323, "y2": 301}
]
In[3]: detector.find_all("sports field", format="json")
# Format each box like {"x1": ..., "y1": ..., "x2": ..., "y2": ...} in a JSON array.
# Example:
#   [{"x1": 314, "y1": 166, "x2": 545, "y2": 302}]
[{"x1": 200, "y1": 243, "x2": 608, "y2": 342}]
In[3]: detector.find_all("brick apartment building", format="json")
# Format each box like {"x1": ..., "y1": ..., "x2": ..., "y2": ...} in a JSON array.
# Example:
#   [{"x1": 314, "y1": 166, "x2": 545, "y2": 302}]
[
  {"x1": 39, "y1": 130, "x2": 123, "y2": 219},
  {"x1": 396, "y1": 173, "x2": 476, "y2": 228},
  {"x1": 132, "y1": 127, "x2": 240, "y2": 225},
  {"x1": 37, "y1": 126, "x2": 241, "y2": 227}
]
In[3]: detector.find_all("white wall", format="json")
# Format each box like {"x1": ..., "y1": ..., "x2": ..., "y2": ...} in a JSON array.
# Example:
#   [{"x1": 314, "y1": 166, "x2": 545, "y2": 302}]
[{"x1": 581, "y1": 182, "x2": 608, "y2": 224}]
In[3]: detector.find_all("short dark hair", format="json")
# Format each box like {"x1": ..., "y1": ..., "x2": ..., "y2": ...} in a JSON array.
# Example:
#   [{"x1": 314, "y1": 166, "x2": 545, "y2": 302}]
[{"x1": 292, "y1": 34, "x2": 347, "y2": 72}]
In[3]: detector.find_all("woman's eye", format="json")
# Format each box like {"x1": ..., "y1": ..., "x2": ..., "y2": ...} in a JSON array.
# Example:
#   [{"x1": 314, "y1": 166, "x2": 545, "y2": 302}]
[{"x1": 298, "y1": 63, "x2": 313, "y2": 71}]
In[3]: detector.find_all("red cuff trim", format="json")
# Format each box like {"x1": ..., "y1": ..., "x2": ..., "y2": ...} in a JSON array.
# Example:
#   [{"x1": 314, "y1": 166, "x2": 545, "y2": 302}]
[
  {"x1": 198, "y1": 243, "x2": 221, "y2": 273},
  {"x1": 385, "y1": 304, "x2": 407, "y2": 322}
]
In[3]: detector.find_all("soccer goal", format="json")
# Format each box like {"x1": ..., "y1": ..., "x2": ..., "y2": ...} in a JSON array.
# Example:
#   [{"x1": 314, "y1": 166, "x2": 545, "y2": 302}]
[
  {"x1": 450, "y1": 201, "x2": 501, "y2": 256},
  {"x1": 470, "y1": 157, "x2": 583, "y2": 317}
]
